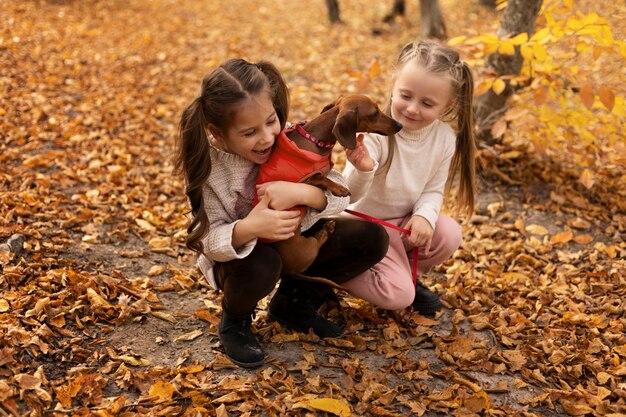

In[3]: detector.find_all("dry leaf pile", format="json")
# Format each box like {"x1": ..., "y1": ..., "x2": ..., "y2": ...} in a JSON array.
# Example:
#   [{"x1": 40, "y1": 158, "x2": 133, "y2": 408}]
[{"x1": 1, "y1": 1, "x2": 624, "y2": 416}]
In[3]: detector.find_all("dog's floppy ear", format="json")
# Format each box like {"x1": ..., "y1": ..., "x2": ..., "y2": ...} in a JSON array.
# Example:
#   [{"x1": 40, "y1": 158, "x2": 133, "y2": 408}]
[
  {"x1": 332, "y1": 107, "x2": 358, "y2": 150},
  {"x1": 320, "y1": 95, "x2": 344, "y2": 114}
]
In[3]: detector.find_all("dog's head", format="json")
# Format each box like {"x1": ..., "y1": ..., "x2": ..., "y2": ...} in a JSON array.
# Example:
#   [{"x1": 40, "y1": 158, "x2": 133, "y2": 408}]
[{"x1": 321, "y1": 94, "x2": 402, "y2": 150}]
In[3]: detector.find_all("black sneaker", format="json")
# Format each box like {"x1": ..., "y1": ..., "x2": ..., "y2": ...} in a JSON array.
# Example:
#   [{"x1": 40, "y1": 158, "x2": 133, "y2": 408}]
[
  {"x1": 268, "y1": 281, "x2": 343, "y2": 338},
  {"x1": 218, "y1": 312, "x2": 266, "y2": 368},
  {"x1": 412, "y1": 281, "x2": 442, "y2": 317}
]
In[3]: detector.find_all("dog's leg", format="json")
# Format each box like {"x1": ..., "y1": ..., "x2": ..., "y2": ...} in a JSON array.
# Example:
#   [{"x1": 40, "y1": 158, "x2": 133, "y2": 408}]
[
  {"x1": 273, "y1": 220, "x2": 336, "y2": 275},
  {"x1": 304, "y1": 173, "x2": 350, "y2": 197}
]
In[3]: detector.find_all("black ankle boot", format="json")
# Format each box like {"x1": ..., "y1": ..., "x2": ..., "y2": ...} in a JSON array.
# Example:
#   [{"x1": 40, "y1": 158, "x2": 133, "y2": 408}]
[
  {"x1": 268, "y1": 279, "x2": 343, "y2": 338},
  {"x1": 218, "y1": 311, "x2": 266, "y2": 368},
  {"x1": 412, "y1": 280, "x2": 442, "y2": 317}
]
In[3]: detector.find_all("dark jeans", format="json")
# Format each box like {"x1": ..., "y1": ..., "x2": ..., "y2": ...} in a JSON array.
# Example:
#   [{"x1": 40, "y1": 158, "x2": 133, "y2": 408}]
[{"x1": 213, "y1": 218, "x2": 389, "y2": 318}]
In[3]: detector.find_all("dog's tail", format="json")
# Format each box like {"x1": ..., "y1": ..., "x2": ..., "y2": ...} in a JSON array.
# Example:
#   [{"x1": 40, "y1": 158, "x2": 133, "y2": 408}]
[{"x1": 290, "y1": 273, "x2": 345, "y2": 290}]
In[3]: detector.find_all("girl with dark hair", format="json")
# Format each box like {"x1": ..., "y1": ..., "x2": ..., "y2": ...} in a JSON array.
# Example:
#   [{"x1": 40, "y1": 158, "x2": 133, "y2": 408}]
[{"x1": 176, "y1": 58, "x2": 388, "y2": 367}]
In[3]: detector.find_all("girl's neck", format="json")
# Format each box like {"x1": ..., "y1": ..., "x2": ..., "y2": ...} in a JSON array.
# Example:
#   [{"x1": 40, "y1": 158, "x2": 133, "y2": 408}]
[{"x1": 399, "y1": 120, "x2": 439, "y2": 141}]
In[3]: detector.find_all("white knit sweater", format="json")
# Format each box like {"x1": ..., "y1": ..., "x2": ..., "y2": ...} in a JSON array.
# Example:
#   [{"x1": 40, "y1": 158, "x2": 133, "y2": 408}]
[
  {"x1": 342, "y1": 119, "x2": 456, "y2": 229},
  {"x1": 197, "y1": 144, "x2": 350, "y2": 288}
]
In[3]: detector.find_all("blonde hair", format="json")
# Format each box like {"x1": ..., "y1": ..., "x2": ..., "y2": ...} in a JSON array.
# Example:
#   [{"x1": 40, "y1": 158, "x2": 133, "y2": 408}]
[{"x1": 380, "y1": 39, "x2": 476, "y2": 218}]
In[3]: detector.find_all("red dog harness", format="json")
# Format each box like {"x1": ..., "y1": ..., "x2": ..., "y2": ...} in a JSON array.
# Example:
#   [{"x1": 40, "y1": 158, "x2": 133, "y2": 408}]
[{"x1": 254, "y1": 128, "x2": 334, "y2": 215}]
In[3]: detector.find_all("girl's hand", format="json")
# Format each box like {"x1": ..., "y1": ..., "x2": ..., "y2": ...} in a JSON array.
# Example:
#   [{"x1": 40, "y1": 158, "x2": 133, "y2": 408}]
[
  {"x1": 404, "y1": 215, "x2": 434, "y2": 255},
  {"x1": 345, "y1": 134, "x2": 375, "y2": 172},
  {"x1": 256, "y1": 181, "x2": 327, "y2": 211},
  {"x1": 235, "y1": 190, "x2": 301, "y2": 244}
]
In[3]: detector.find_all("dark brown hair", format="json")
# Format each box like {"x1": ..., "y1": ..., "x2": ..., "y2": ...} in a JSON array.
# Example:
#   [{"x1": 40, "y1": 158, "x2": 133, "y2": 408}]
[
  {"x1": 380, "y1": 39, "x2": 476, "y2": 218},
  {"x1": 175, "y1": 59, "x2": 289, "y2": 254}
]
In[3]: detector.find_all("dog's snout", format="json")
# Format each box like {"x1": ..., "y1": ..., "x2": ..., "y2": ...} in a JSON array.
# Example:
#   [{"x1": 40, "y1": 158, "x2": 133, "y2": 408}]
[{"x1": 394, "y1": 121, "x2": 402, "y2": 132}]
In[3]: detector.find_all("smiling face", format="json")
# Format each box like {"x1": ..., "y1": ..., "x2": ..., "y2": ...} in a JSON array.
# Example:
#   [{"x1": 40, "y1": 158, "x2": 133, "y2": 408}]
[
  {"x1": 210, "y1": 91, "x2": 280, "y2": 164},
  {"x1": 390, "y1": 61, "x2": 452, "y2": 131}
]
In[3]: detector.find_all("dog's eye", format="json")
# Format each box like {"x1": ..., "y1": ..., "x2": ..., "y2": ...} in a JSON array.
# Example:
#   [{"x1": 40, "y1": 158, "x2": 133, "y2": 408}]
[{"x1": 370, "y1": 109, "x2": 379, "y2": 118}]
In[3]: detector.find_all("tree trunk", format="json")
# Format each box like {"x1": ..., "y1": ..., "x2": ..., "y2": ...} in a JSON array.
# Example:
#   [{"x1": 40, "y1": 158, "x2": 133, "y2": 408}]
[
  {"x1": 383, "y1": 0, "x2": 406, "y2": 22},
  {"x1": 474, "y1": 0, "x2": 543, "y2": 142},
  {"x1": 419, "y1": 0, "x2": 447, "y2": 39},
  {"x1": 325, "y1": 0, "x2": 342, "y2": 24}
]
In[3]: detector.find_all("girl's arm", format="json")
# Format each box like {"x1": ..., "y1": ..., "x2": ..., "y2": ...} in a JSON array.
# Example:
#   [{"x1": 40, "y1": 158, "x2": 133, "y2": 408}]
[
  {"x1": 412, "y1": 141, "x2": 454, "y2": 229},
  {"x1": 343, "y1": 133, "x2": 383, "y2": 203}
]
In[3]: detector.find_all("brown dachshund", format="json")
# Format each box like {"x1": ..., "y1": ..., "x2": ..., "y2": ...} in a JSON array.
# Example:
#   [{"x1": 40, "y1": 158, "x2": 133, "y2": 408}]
[{"x1": 255, "y1": 94, "x2": 402, "y2": 285}]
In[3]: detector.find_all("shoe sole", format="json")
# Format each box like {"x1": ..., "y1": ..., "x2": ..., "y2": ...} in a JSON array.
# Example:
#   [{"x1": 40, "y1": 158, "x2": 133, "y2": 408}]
[
  {"x1": 268, "y1": 312, "x2": 343, "y2": 338},
  {"x1": 413, "y1": 300, "x2": 443, "y2": 317},
  {"x1": 227, "y1": 356, "x2": 266, "y2": 368}
]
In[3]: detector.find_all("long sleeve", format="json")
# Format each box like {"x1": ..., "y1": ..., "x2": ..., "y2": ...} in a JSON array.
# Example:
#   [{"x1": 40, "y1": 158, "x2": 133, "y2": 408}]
[
  {"x1": 342, "y1": 120, "x2": 457, "y2": 224},
  {"x1": 302, "y1": 169, "x2": 350, "y2": 230},
  {"x1": 412, "y1": 140, "x2": 454, "y2": 229}
]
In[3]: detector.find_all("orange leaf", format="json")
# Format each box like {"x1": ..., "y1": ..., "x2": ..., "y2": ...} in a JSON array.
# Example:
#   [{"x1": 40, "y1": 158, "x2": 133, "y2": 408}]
[
  {"x1": 534, "y1": 85, "x2": 548, "y2": 105},
  {"x1": 550, "y1": 230, "x2": 573, "y2": 244},
  {"x1": 368, "y1": 60, "x2": 381, "y2": 79},
  {"x1": 574, "y1": 234, "x2": 594, "y2": 244},
  {"x1": 149, "y1": 380, "x2": 175, "y2": 402},
  {"x1": 599, "y1": 85, "x2": 615, "y2": 111},
  {"x1": 580, "y1": 84, "x2": 595, "y2": 109},
  {"x1": 579, "y1": 169, "x2": 595, "y2": 189}
]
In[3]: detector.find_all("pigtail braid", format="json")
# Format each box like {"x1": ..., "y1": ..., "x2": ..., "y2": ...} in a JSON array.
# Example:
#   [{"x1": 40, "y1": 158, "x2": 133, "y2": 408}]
[
  {"x1": 176, "y1": 97, "x2": 212, "y2": 253},
  {"x1": 446, "y1": 61, "x2": 476, "y2": 218}
]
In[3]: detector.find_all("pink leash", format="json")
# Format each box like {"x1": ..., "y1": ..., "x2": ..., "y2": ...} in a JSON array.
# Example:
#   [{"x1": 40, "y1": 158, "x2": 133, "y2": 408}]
[{"x1": 344, "y1": 209, "x2": 419, "y2": 287}]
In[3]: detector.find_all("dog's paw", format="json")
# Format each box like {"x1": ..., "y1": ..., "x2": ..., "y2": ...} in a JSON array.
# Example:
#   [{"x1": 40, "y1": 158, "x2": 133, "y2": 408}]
[
  {"x1": 314, "y1": 220, "x2": 335, "y2": 242},
  {"x1": 324, "y1": 220, "x2": 336, "y2": 234},
  {"x1": 329, "y1": 185, "x2": 351, "y2": 197}
]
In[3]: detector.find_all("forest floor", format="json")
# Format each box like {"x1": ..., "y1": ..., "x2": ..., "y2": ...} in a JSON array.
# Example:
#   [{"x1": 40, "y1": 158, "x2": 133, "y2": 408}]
[{"x1": 1, "y1": 0, "x2": 625, "y2": 416}]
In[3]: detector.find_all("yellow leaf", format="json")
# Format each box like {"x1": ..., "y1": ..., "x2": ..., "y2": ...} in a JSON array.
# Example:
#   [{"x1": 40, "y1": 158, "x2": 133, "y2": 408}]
[
  {"x1": 152, "y1": 311, "x2": 177, "y2": 323},
  {"x1": 579, "y1": 169, "x2": 595, "y2": 189},
  {"x1": 533, "y1": 43, "x2": 548, "y2": 62},
  {"x1": 135, "y1": 218, "x2": 156, "y2": 231},
  {"x1": 599, "y1": 85, "x2": 615, "y2": 111},
  {"x1": 149, "y1": 237, "x2": 171, "y2": 251},
  {"x1": 149, "y1": 380, "x2": 175, "y2": 402},
  {"x1": 0, "y1": 299, "x2": 9, "y2": 313},
  {"x1": 475, "y1": 79, "x2": 493, "y2": 95},
  {"x1": 448, "y1": 35, "x2": 467, "y2": 46},
  {"x1": 580, "y1": 84, "x2": 595, "y2": 109},
  {"x1": 492, "y1": 78, "x2": 506, "y2": 95},
  {"x1": 87, "y1": 288, "x2": 112, "y2": 309},
  {"x1": 148, "y1": 265, "x2": 166, "y2": 276},
  {"x1": 530, "y1": 27, "x2": 550, "y2": 42},
  {"x1": 511, "y1": 32, "x2": 528, "y2": 45},
  {"x1": 520, "y1": 44, "x2": 534, "y2": 60},
  {"x1": 603, "y1": 245, "x2": 617, "y2": 258},
  {"x1": 525, "y1": 224, "x2": 548, "y2": 235},
  {"x1": 308, "y1": 398, "x2": 351, "y2": 417},
  {"x1": 25, "y1": 297, "x2": 50, "y2": 317},
  {"x1": 596, "y1": 372, "x2": 612, "y2": 384},
  {"x1": 498, "y1": 40, "x2": 516, "y2": 55},
  {"x1": 173, "y1": 330, "x2": 203, "y2": 342},
  {"x1": 118, "y1": 355, "x2": 150, "y2": 366}
]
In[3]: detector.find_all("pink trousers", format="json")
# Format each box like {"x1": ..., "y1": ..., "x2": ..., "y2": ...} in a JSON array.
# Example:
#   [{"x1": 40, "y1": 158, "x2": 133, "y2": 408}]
[{"x1": 342, "y1": 214, "x2": 462, "y2": 310}]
